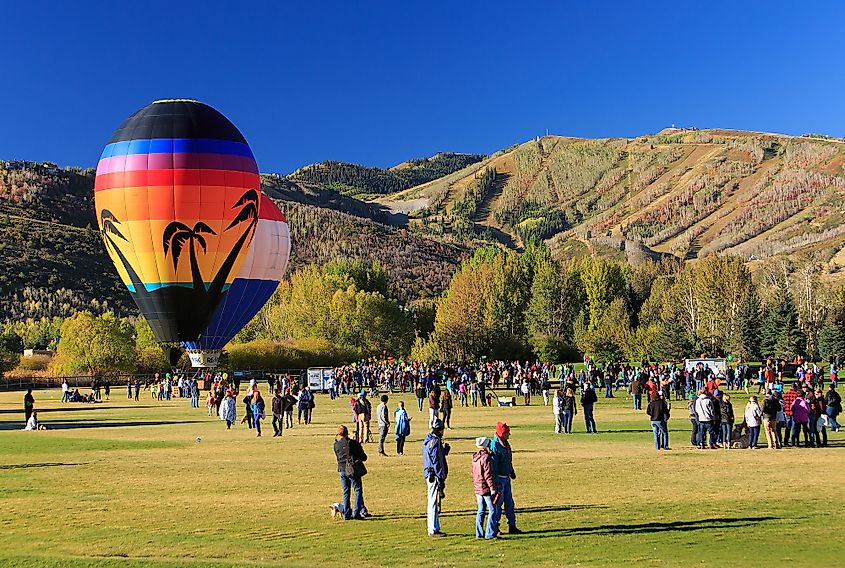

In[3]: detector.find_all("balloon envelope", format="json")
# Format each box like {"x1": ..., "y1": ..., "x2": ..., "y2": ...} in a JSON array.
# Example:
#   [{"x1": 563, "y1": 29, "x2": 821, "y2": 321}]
[
  {"x1": 183, "y1": 194, "x2": 290, "y2": 351},
  {"x1": 94, "y1": 99, "x2": 260, "y2": 342}
]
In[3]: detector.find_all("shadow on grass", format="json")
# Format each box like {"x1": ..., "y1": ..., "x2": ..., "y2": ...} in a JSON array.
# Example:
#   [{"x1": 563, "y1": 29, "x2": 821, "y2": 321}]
[
  {"x1": 0, "y1": 405, "x2": 161, "y2": 415},
  {"x1": 516, "y1": 516, "x2": 778, "y2": 537},
  {"x1": 0, "y1": 462, "x2": 88, "y2": 470},
  {"x1": 368, "y1": 504, "x2": 603, "y2": 521},
  {"x1": 0, "y1": 419, "x2": 206, "y2": 431}
]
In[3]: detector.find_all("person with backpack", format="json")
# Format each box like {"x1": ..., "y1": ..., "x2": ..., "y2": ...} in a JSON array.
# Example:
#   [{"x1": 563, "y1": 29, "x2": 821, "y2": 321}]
[
  {"x1": 744, "y1": 396, "x2": 762, "y2": 449},
  {"x1": 330, "y1": 425, "x2": 368, "y2": 520},
  {"x1": 422, "y1": 418, "x2": 450, "y2": 537},
  {"x1": 825, "y1": 384, "x2": 841, "y2": 431},
  {"x1": 694, "y1": 391, "x2": 716, "y2": 449},
  {"x1": 471, "y1": 437, "x2": 498, "y2": 540},
  {"x1": 581, "y1": 383, "x2": 598, "y2": 433}
]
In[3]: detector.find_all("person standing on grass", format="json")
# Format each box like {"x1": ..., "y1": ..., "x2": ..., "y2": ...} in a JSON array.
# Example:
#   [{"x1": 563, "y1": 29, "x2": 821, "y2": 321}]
[
  {"x1": 553, "y1": 388, "x2": 564, "y2": 434},
  {"x1": 191, "y1": 379, "x2": 200, "y2": 409},
  {"x1": 744, "y1": 396, "x2": 762, "y2": 449},
  {"x1": 283, "y1": 388, "x2": 296, "y2": 430},
  {"x1": 694, "y1": 390, "x2": 716, "y2": 449},
  {"x1": 241, "y1": 391, "x2": 254, "y2": 429},
  {"x1": 762, "y1": 390, "x2": 780, "y2": 449},
  {"x1": 206, "y1": 391, "x2": 216, "y2": 416},
  {"x1": 790, "y1": 391, "x2": 812, "y2": 447},
  {"x1": 134, "y1": 379, "x2": 140, "y2": 401},
  {"x1": 630, "y1": 377, "x2": 642, "y2": 411},
  {"x1": 251, "y1": 390, "x2": 265, "y2": 437},
  {"x1": 24, "y1": 389, "x2": 35, "y2": 424},
  {"x1": 581, "y1": 382, "x2": 598, "y2": 433},
  {"x1": 220, "y1": 390, "x2": 237, "y2": 430},
  {"x1": 561, "y1": 387, "x2": 577, "y2": 434},
  {"x1": 104, "y1": 379, "x2": 111, "y2": 401},
  {"x1": 377, "y1": 394, "x2": 390, "y2": 456},
  {"x1": 782, "y1": 382, "x2": 800, "y2": 447},
  {"x1": 395, "y1": 400, "x2": 411, "y2": 455},
  {"x1": 520, "y1": 379, "x2": 531, "y2": 405},
  {"x1": 355, "y1": 391, "x2": 372, "y2": 442},
  {"x1": 415, "y1": 382, "x2": 426, "y2": 412},
  {"x1": 472, "y1": 436, "x2": 498, "y2": 540},
  {"x1": 541, "y1": 377, "x2": 551, "y2": 406},
  {"x1": 825, "y1": 384, "x2": 841, "y2": 431},
  {"x1": 330, "y1": 425, "x2": 368, "y2": 521},
  {"x1": 428, "y1": 387, "x2": 440, "y2": 429},
  {"x1": 646, "y1": 392, "x2": 670, "y2": 451},
  {"x1": 719, "y1": 393, "x2": 734, "y2": 449},
  {"x1": 423, "y1": 418, "x2": 450, "y2": 537},
  {"x1": 441, "y1": 389, "x2": 453, "y2": 430},
  {"x1": 272, "y1": 389, "x2": 284, "y2": 437},
  {"x1": 490, "y1": 421, "x2": 521, "y2": 535}
]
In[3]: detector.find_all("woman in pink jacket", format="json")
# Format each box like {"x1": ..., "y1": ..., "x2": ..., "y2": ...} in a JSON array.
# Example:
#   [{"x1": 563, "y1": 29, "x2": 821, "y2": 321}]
[
  {"x1": 790, "y1": 392, "x2": 811, "y2": 447},
  {"x1": 472, "y1": 437, "x2": 498, "y2": 539}
]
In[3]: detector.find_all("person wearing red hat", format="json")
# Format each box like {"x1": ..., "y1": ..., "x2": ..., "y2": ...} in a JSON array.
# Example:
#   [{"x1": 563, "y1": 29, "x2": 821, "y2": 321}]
[{"x1": 489, "y1": 421, "x2": 522, "y2": 535}]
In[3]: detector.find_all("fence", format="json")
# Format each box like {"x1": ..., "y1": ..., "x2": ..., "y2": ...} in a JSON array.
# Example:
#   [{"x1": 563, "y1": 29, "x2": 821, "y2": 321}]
[{"x1": 0, "y1": 369, "x2": 307, "y2": 392}]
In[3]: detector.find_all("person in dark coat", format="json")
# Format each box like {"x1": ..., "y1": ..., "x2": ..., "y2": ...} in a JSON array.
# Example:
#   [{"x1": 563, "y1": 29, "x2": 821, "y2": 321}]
[
  {"x1": 330, "y1": 425, "x2": 368, "y2": 520},
  {"x1": 24, "y1": 389, "x2": 35, "y2": 423}
]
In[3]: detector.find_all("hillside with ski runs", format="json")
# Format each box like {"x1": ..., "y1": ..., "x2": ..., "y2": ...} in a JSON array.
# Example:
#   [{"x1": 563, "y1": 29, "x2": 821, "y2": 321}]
[{"x1": 2, "y1": 128, "x2": 845, "y2": 323}]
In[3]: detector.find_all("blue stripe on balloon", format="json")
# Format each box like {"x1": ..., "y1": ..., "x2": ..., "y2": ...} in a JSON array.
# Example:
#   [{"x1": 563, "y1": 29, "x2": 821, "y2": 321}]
[
  {"x1": 100, "y1": 138, "x2": 255, "y2": 160},
  {"x1": 182, "y1": 278, "x2": 280, "y2": 351}
]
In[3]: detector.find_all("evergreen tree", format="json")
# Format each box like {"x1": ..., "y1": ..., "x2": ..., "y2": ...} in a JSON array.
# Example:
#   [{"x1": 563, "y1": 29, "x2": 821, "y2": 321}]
[{"x1": 731, "y1": 288, "x2": 762, "y2": 360}]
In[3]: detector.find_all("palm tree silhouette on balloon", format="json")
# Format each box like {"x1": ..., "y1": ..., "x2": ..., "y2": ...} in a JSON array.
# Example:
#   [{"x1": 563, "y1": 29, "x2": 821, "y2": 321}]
[
  {"x1": 100, "y1": 209, "x2": 144, "y2": 293},
  {"x1": 162, "y1": 188, "x2": 259, "y2": 305}
]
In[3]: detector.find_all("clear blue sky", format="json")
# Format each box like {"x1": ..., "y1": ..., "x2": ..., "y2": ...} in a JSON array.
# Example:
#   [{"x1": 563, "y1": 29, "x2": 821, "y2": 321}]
[{"x1": 2, "y1": 1, "x2": 843, "y2": 174}]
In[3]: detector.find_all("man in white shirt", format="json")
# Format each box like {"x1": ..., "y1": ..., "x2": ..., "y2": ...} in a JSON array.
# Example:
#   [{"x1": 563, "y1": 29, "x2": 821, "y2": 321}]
[{"x1": 61, "y1": 380, "x2": 69, "y2": 403}]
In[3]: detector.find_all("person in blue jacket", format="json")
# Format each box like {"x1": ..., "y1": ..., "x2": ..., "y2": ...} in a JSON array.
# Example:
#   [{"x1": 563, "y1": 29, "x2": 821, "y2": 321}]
[
  {"x1": 422, "y1": 418, "x2": 450, "y2": 537},
  {"x1": 490, "y1": 421, "x2": 522, "y2": 535}
]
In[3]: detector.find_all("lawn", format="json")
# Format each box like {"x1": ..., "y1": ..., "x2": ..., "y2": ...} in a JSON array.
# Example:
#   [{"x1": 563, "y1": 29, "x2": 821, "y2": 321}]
[{"x1": 0, "y1": 386, "x2": 843, "y2": 567}]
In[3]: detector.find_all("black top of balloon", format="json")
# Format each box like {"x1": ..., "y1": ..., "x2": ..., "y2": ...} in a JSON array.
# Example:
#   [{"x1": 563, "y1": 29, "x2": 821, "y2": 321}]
[{"x1": 108, "y1": 99, "x2": 248, "y2": 144}]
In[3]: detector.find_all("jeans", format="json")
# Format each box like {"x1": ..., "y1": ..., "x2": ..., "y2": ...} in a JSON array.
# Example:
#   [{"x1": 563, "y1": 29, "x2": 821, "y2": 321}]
[
  {"x1": 272, "y1": 414, "x2": 283, "y2": 436},
  {"x1": 378, "y1": 426, "x2": 388, "y2": 454},
  {"x1": 784, "y1": 415, "x2": 794, "y2": 445},
  {"x1": 698, "y1": 422, "x2": 714, "y2": 448},
  {"x1": 191, "y1": 395, "x2": 199, "y2": 408},
  {"x1": 254, "y1": 417, "x2": 262, "y2": 436},
  {"x1": 792, "y1": 421, "x2": 809, "y2": 447},
  {"x1": 284, "y1": 410, "x2": 293, "y2": 429},
  {"x1": 719, "y1": 422, "x2": 732, "y2": 446},
  {"x1": 562, "y1": 411, "x2": 573, "y2": 434},
  {"x1": 633, "y1": 394, "x2": 642, "y2": 410},
  {"x1": 826, "y1": 405, "x2": 840, "y2": 431},
  {"x1": 427, "y1": 478, "x2": 441, "y2": 534},
  {"x1": 396, "y1": 435, "x2": 406, "y2": 454},
  {"x1": 476, "y1": 494, "x2": 495, "y2": 538},
  {"x1": 583, "y1": 404, "x2": 596, "y2": 433},
  {"x1": 650, "y1": 420, "x2": 668, "y2": 450},
  {"x1": 339, "y1": 473, "x2": 364, "y2": 520},
  {"x1": 604, "y1": 384, "x2": 614, "y2": 398},
  {"x1": 690, "y1": 419, "x2": 699, "y2": 446},
  {"x1": 748, "y1": 425, "x2": 760, "y2": 448},
  {"x1": 491, "y1": 476, "x2": 516, "y2": 531},
  {"x1": 417, "y1": 397, "x2": 424, "y2": 412},
  {"x1": 808, "y1": 415, "x2": 818, "y2": 446}
]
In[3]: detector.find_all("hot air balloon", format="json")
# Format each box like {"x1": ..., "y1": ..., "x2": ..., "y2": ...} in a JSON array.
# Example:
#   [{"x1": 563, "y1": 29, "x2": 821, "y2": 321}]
[
  {"x1": 182, "y1": 194, "x2": 290, "y2": 366},
  {"x1": 95, "y1": 99, "x2": 260, "y2": 366}
]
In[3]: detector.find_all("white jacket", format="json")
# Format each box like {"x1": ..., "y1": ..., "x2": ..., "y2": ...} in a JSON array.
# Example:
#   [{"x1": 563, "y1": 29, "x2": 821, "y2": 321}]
[{"x1": 744, "y1": 402, "x2": 762, "y2": 428}]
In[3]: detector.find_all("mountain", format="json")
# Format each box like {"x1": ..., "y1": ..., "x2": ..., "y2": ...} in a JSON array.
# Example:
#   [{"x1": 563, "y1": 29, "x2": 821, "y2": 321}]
[
  {"x1": 0, "y1": 159, "x2": 467, "y2": 322},
  {"x1": 372, "y1": 129, "x2": 845, "y2": 278},
  {"x1": 3, "y1": 127, "x2": 845, "y2": 322}
]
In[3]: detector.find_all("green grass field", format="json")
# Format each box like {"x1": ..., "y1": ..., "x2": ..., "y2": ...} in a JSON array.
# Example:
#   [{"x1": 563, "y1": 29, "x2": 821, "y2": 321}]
[{"x1": 1, "y1": 386, "x2": 843, "y2": 567}]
